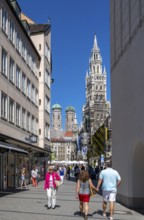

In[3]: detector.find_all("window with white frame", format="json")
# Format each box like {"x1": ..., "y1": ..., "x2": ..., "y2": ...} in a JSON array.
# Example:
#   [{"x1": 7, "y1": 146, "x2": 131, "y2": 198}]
[
  {"x1": 45, "y1": 95, "x2": 50, "y2": 113},
  {"x1": 22, "y1": 72, "x2": 26, "y2": 94},
  {"x1": 9, "y1": 98, "x2": 14, "y2": 123},
  {"x1": 1, "y1": 92, "x2": 7, "y2": 119},
  {"x1": 9, "y1": 57, "x2": 15, "y2": 83},
  {"x1": 22, "y1": 108, "x2": 26, "y2": 129},
  {"x1": 2, "y1": 6, "x2": 8, "y2": 34},
  {"x1": 16, "y1": 65, "x2": 21, "y2": 89},
  {"x1": 9, "y1": 19, "x2": 15, "y2": 44},
  {"x1": 27, "y1": 112, "x2": 31, "y2": 132},
  {"x1": 1, "y1": 48, "x2": 7, "y2": 76},
  {"x1": 16, "y1": 103, "x2": 20, "y2": 126},
  {"x1": 27, "y1": 79, "x2": 31, "y2": 99},
  {"x1": 45, "y1": 68, "x2": 50, "y2": 88},
  {"x1": 45, "y1": 123, "x2": 50, "y2": 139}
]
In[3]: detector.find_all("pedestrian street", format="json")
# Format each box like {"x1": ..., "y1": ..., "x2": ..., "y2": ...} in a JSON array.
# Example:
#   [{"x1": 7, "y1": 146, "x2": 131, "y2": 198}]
[{"x1": 0, "y1": 179, "x2": 143, "y2": 220}]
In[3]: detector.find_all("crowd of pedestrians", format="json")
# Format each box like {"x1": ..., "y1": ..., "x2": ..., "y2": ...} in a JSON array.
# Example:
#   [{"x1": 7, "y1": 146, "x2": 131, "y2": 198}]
[{"x1": 43, "y1": 162, "x2": 121, "y2": 220}]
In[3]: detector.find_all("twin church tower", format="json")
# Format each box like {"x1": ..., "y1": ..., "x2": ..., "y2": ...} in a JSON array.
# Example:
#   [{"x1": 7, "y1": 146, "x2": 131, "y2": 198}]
[{"x1": 51, "y1": 104, "x2": 78, "y2": 132}]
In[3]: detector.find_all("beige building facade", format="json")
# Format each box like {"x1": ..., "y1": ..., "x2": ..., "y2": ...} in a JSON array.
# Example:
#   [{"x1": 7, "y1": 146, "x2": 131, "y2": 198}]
[
  {"x1": 0, "y1": 0, "x2": 52, "y2": 190},
  {"x1": 110, "y1": 0, "x2": 144, "y2": 208}
]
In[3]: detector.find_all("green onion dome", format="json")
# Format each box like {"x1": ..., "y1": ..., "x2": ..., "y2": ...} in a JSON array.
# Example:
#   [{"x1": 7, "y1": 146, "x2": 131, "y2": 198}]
[
  {"x1": 65, "y1": 106, "x2": 75, "y2": 112},
  {"x1": 52, "y1": 104, "x2": 62, "y2": 110}
]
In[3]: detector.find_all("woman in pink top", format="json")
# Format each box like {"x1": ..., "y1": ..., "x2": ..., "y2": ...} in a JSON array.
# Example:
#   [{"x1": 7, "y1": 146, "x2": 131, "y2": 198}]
[{"x1": 44, "y1": 165, "x2": 61, "y2": 209}]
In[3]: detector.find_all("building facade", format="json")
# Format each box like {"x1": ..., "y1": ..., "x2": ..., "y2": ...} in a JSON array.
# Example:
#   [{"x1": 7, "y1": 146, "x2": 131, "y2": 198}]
[
  {"x1": 51, "y1": 104, "x2": 78, "y2": 161},
  {"x1": 0, "y1": 0, "x2": 52, "y2": 191},
  {"x1": 110, "y1": 0, "x2": 144, "y2": 208}
]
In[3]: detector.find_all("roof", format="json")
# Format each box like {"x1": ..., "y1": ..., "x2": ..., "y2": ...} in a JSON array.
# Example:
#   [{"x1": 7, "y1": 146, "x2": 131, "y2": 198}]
[
  {"x1": 29, "y1": 24, "x2": 50, "y2": 34},
  {"x1": 65, "y1": 106, "x2": 75, "y2": 112},
  {"x1": 52, "y1": 104, "x2": 62, "y2": 110},
  {"x1": 64, "y1": 131, "x2": 73, "y2": 137}
]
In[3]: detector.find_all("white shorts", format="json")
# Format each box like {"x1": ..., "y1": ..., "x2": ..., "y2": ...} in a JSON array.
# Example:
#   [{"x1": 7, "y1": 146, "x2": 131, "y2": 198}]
[{"x1": 103, "y1": 190, "x2": 117, "y2": 202}]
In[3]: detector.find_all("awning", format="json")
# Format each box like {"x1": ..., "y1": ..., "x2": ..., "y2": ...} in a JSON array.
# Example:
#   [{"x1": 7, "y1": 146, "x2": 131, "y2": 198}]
[{"x1": 0, "y1": 142, "x2": 28, "y2": 154}]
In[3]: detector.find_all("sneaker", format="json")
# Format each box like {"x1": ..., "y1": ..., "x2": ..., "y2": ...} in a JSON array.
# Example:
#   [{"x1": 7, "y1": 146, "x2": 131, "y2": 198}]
[
  {"x1": 103, "y1": 213, "x2": 106, "y2": 217},
  {"x1": 47, "y1": 206, "x2": 51, "y2": 209},
  {"x1": 109, "y1": 217, "x2": 113, "y2": 220},
  {"x1": 52, "y1": 206, "x2": 55, "y2": 209}
]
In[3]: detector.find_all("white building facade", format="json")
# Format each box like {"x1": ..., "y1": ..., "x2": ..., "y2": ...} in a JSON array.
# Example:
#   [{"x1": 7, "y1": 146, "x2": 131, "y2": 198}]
[{"x1": 110, "y1": 0, "x2": 144, "y2": 208}]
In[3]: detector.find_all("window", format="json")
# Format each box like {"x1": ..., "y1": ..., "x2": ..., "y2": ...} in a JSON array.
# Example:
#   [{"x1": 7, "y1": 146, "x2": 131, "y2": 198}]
[
  {"x1": 9, "y1": 19, "x2": 15, "y2": 44},
  {"x1": 16, "y1": 30, "x2": 21, "y2": 52},
  {"x1": 1, "y1": 92, "x2": 7, "y2": 119},
  {"x1": 16, "y1": 104, "x2": 20, "y2": 126},
  {"x1": 45, "y1": 123, "x2": 50, "y2": 139},
  {"x1": 1, "y1": 48, "x2": 7, "y2": 76},
  {"x1": 9, "y1": 98, "x2": 14, "y2": 123},
  {"x1": 31, "y1": 57, "x2": 34, "y2": 72},
  {"x1": 9, "y1": 58, "x2": 15, "y2": 83},
  {"x1": 16, "y1": 65, "x2": 21, "y2": 89},
  {"x1": 2, "y1": 7, "x2": 8, "y2": 34},
  {"x1": 31, "y1": 115, "x2": 35, "y2": 133},
  {"x1": 22, "y1": 108, "x2": 26, "y2": 129},
  {"x1": 27, "y1": 112, "x2": 31, "y2": 132},
  {"x1": 22, "y1": 72, "x2": 26, "y2": 94},
  {"x1": 35, "y1": 89, "x2": 38, "y2": 106},
  {"x1": 22, "y1": 41, "x2": 25, "y2": 59},
  {"x1": 97, "y1": 65, "x2": 99, "y2": 73},
  {"x1": 31, "y1": 84, "x2": 35, "y2": 103},
  {"x1": 27, "y1": 79, "x2": 31, "y2": 99},
  {"x1": 36, "y1": 119, "x2": 38, "y2": 135},
  {"x1": 45, "y1": 96, "x2": 50, "y2": 113},
  {"x1": 45, "y1": 69, "x2": 50, "y2": 87}
]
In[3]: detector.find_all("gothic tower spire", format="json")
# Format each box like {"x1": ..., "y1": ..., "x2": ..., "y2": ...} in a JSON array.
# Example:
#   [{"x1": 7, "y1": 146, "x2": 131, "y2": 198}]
[{"x1": 93, "y1": 33, "x2": 98, "y2": 49}]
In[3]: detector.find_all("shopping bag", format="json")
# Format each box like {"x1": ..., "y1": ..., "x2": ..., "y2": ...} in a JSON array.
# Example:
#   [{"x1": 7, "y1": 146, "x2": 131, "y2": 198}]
[{"x1": 55, "y1": 179, "x2": 62, "y2": 187}]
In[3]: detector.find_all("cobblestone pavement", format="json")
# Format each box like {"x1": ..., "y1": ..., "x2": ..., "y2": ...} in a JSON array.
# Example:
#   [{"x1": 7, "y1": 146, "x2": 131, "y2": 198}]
[{"x1": 0, "y1": 179, "x2": 143, "y2": 220}]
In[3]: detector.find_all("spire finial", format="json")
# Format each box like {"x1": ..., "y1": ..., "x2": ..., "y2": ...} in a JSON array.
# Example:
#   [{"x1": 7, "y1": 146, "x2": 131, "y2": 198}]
[{"x1": 93, "y1": 33, "x2": 98, "y2": 49}]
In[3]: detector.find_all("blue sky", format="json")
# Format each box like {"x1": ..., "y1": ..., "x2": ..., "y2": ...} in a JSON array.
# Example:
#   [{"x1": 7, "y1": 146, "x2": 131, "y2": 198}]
[{"x1": 17, "y1": 0, "x2": 110, "y2": 128}]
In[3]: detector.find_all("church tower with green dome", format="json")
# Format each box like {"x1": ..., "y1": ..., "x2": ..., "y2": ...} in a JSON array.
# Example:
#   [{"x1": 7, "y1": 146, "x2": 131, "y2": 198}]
[
  {"x1": 65, "y1": 106, "x2": 76, "y2": 131},
  {"x1": 52, "y1": 104, "x2": 62, "y2": 130}
]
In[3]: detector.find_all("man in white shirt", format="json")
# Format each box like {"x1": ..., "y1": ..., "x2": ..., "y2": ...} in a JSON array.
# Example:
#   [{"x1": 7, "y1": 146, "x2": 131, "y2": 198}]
[{"x1": 96, "y1": 162, "x2": 121, "y2": 220}]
